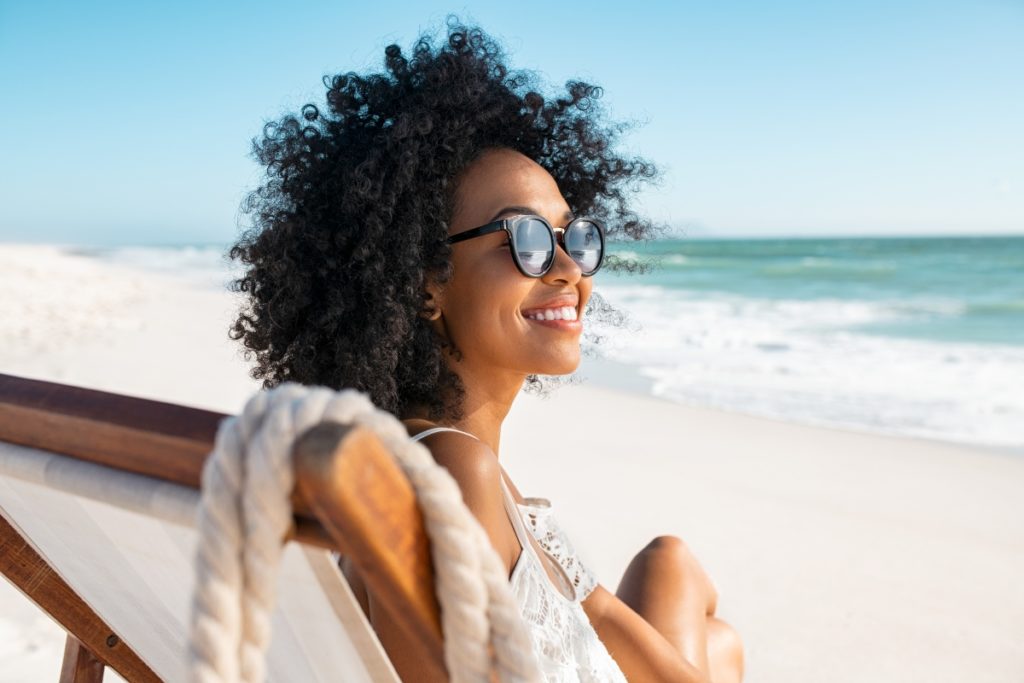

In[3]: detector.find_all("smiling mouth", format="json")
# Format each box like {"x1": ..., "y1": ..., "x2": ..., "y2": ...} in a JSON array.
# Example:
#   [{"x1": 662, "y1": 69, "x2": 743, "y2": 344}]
[
  {"x1": 520, "y1": 307, "x2": 582, "y2": 333},
  {"x1": 521, "y1": 306, "x2": 578, "y2": 322}
]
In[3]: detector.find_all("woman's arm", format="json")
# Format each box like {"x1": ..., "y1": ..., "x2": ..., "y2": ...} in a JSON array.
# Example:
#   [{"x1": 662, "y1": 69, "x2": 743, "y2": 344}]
[{"x1": 583, "y1": 585, "x2": 710, "y2": 683}]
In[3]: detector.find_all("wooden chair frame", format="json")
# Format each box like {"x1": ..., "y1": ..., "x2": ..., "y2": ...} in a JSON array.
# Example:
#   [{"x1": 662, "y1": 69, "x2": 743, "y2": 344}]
[{"x1": 0, "y1": 372, "x2": 446, "y2": 682}]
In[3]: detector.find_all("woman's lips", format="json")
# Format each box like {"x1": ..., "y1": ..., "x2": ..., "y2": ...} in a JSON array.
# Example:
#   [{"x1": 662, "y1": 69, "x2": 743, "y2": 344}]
[{"x1": 524, "y1": 315, "x2": 582, "y2": 332}]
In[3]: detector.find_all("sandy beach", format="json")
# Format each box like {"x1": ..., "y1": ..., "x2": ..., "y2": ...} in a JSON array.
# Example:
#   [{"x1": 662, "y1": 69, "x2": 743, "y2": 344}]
[{"x1": 1, "y1": 243, "x2": 1022, "y2": 682}]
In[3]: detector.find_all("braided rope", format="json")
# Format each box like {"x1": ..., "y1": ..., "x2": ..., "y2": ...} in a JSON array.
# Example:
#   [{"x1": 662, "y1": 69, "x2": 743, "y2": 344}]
[{"x1": 188, "y1": 383, "x2": 542, "y2": 683}]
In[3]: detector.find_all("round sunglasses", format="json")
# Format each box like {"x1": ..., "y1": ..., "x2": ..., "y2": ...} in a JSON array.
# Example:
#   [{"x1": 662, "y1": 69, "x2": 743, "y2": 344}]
[{"x1": 447, "y1": 214, "x2": 606, "y2": 278}]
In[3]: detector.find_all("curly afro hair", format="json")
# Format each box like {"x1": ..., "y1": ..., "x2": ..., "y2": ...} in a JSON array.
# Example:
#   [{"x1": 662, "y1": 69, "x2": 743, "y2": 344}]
[{"x1": 226, "y1": 17, "x2": 661, "y2": 423}]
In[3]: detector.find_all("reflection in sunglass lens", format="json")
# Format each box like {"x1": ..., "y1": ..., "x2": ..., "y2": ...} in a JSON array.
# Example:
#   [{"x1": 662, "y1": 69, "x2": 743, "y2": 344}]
[
  {"x1": 514, "y1": 218, "x2": 556, "y2": 275},
  {"x1": 565, "y1": 220, "x2": 603, "y2": 274}
]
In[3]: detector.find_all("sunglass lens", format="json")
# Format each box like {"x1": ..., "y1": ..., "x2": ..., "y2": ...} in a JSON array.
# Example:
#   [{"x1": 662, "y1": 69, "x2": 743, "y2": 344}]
[
  {"x1": 514, "y1": 218, "x2": 556, "y2": 276},
  {"x1": 565, "y1": 220, "x2": 603, "y2": 274}
]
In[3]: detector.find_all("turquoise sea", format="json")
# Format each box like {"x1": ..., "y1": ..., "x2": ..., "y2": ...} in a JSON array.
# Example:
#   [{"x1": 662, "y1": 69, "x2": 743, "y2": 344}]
[
  {"x1": 593, "y1": 235, "x2": 1024, "y2": 450},
  {"x1": 606, "y1": 235, "x2": 1023, "y2": 346},
  {"x1": 75, "y1": 234, "x2": 1024, "y2": 450}
]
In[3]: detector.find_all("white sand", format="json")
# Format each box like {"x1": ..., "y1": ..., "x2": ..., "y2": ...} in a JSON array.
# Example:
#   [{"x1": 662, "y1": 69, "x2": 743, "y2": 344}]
[{"x1": 1, "y1": 243, "x2": 1022, "y2": 682}]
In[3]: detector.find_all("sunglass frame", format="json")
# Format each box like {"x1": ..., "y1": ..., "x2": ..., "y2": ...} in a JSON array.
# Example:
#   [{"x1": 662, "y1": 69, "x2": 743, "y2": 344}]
[{"x1": 446, "y1": 214, "x2": 606, "y2": 278}]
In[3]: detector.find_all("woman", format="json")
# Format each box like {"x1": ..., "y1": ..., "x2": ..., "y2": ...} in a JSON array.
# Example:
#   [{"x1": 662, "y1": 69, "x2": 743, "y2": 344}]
[{"x1": 227, "y1": 19, "x2": 743, "y2": 682}]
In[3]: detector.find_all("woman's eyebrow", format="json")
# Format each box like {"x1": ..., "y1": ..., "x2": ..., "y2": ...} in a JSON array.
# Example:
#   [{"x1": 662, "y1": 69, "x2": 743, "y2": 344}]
[{"x1": 488, "y1": 206, "x2": 576, "y2": 223}]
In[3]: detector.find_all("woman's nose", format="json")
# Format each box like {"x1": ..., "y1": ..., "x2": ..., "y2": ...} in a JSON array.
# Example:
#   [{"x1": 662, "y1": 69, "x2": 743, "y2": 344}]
[{"x1": 543, "y1": 232, "x2": 583, "y2": 284}]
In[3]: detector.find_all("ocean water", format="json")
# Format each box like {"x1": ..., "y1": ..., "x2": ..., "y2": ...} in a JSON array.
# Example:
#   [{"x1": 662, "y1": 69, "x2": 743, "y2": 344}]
[
  {"x1": 72, "y1": 235, "x2": 1024, "y2": 451},
  {"x1": 593, "y1": 235, "x2": 1024, "y2": 450}
]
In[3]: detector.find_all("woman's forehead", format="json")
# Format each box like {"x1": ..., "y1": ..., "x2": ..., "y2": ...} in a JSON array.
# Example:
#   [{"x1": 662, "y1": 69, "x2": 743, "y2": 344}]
[{"x1": 453, "y1": 149, "x2": 569, "y2": 226}]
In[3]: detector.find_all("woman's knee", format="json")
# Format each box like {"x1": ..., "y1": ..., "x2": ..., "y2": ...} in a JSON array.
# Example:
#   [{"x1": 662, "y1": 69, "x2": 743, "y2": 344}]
[
  {"x1": 643, "y1": 534, "x2": 688, "y2": 554},
  {"x1": 707, "y1": 616, "x2": 745, "y2": 683},
  {"x1": 642, "y1": 535, "x2": 706, "y2": 570},
  {"x1": 640, "y1": 535, "x2": 718, "y2": 613}
]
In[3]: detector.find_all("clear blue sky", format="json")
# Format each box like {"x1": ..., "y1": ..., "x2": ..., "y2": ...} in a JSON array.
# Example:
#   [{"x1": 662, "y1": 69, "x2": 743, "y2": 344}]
[{"x1": 1, "y1": 0, "x2": 1021, "y2": 245}]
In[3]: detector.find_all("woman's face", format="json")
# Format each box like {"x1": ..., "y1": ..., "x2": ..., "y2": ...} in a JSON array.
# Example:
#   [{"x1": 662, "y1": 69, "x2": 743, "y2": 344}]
[{"x1": 433, "y1": 147, "x2": 594, "y2": 383}]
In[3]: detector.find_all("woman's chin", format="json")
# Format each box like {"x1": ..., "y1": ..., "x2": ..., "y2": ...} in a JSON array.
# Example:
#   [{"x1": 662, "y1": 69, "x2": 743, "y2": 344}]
[{"x1": 529, "y1": 355, "x2": 581, "y2": 377}]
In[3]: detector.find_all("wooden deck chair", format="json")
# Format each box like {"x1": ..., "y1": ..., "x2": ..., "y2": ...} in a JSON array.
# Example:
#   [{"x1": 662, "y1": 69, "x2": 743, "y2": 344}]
[{"x1": 0, "y1": 372, "x2": 448, "y2": 682}]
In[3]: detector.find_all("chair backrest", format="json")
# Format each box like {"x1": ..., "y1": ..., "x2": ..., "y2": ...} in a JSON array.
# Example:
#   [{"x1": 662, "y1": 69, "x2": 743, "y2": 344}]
[{"x1": 0, "y1": 373, "x2": 445, "y2": 682}]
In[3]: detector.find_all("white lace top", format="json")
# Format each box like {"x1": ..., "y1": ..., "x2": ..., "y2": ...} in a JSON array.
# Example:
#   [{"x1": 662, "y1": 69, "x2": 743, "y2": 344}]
[{"x1": 411, "y1": 427, "x2": 627, "y2": 683}]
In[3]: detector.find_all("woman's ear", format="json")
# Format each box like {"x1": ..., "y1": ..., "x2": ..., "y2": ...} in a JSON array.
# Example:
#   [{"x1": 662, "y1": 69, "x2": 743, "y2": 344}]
[
  {"x1": 420, "y1": 275, "x2": 456, "y2": 351},
  {"x1": 419, "y1": 279, "x2": 443, "y2": 321}
]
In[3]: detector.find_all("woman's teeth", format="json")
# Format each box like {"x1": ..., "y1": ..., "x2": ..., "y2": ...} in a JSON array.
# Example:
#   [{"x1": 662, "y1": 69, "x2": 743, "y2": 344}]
[{"x1": 525, "y1": 306, "x2": 578, "y2": 322}]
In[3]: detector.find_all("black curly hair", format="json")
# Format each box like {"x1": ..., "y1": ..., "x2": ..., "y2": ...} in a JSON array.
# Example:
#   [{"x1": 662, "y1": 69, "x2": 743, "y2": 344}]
[{"x1": 226, "y1": 17, "x2": 662, "y2": 423}]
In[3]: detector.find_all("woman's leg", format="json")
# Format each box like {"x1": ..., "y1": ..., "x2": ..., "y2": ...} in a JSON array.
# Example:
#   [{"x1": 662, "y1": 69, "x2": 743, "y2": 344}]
[
  {"x1": 615, "y1": 535, "x2": 743, "y2": 682},
  {"x1": 707, "y1": 616, "x2": 745, "y2": 683}
]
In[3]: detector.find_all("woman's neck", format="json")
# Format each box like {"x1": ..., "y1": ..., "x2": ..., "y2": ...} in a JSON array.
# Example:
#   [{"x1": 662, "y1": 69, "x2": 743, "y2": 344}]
[{"x1": 406, "y1": 366, "x2": 525, "y2": 456}]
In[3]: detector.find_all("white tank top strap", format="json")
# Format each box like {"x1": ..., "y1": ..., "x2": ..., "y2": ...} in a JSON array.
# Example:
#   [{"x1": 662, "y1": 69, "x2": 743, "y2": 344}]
[
  {"x1": 408, "y1": 426, "x2": 480, "y2": 442},
  {"x1": 498, "y1": 476, "x2": 535, "y2": 551},
  {"x1": 499, "y1": 476, "x2": 578, "y2": 602}
]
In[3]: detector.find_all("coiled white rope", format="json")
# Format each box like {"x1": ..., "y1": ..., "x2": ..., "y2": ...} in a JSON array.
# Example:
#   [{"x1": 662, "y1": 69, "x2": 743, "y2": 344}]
[{"x1": 187, "y1": 382, "x2": 541, "y2": 683}]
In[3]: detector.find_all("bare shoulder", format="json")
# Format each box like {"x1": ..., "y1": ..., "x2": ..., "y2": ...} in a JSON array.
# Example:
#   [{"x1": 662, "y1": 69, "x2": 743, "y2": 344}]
[
  {"x1": 405, "y1": 422, "x2": 500, "y2": 511},
  {"x1": 402, "y1": 420, "x2": 519, "y2": 573},
  {"x1": 402, "y1": 419, "x2": 527, "y2": 503}
]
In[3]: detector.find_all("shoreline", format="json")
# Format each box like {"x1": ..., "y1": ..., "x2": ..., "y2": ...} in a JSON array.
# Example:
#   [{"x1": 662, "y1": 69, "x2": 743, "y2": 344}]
[{"x1": 576, "y1": 354, "x2": 1024, "y2": 460}]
